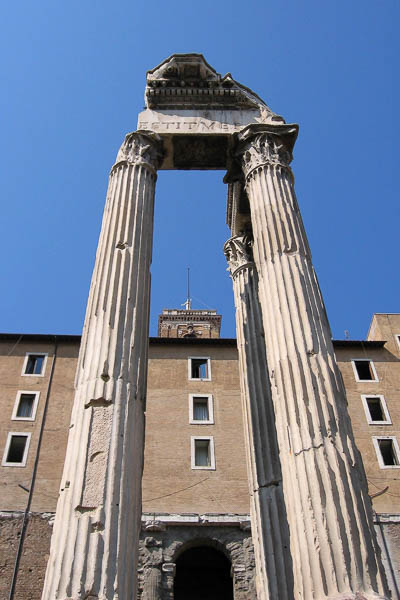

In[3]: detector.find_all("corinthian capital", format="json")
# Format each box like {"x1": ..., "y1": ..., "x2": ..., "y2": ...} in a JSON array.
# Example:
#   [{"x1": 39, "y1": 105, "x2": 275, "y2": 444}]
[
  {"x1": 114, "y1": 131, "x2": 164, "y2": 174},
  {"x1": 236, "y1": 124, "x2": 298, "y2": 179},
  {"x1": 224, "y1": 234, "x2": 254, "y2": 278}
]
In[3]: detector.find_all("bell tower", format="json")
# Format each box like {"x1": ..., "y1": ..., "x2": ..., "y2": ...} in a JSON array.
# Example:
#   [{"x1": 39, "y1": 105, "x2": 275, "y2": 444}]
[{"x1": 158, "y1": 308, "x2": 221, "y2": 338}]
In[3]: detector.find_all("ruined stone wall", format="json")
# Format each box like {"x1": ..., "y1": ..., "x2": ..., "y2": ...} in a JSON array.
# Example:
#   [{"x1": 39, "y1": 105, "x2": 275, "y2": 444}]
[
  {"x1": 138, "y1": 524, "x2": 256, "y2": 600},
  {"x1": 375, "y1": 516, "x2": 400, "y2": 598},
  {"x1": 2, "y1": 513, "x2": 399, "y2": 600}
]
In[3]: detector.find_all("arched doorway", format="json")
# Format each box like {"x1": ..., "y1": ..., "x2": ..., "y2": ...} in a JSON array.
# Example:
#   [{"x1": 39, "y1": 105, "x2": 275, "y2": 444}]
[{"x1": 174, "y1": 545, "x2": 233, "y2": 600}]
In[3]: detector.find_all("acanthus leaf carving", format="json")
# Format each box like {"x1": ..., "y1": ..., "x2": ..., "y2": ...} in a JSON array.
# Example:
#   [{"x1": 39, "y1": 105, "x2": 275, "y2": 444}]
[
  {"x1": 114, "y1": 132, "x2": 163, "y2": 174},
  {"x1": 238, "y1": 132, "x2": 292, "y2": 179},
  {"x1": 224, "y1": 234, "x2": 254, "y2": 278}
]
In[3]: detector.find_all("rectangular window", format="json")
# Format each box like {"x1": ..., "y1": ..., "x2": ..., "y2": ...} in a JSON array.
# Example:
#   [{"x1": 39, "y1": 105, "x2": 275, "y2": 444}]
[
  {"x1": 194, "y1": 399, "x2": 209, "y2": 420},
  {"x1": 396, "y1": 334, "x2": 400, "y2": 351},
  {"x1": 191, "y1": 436, "x2": 215, "y2": 470},
  {"x1": 22, "y1": 353, "x2": 48, "y2": 376},
  {"x1": 188, "y1": 357, "x2": 211, "y2": 381},
  {"x1": 2, "y1": 432, "x2": 31, "y2": 467},
  {"x1": 373, "y1": 437, "x2": 400, "y2": 469},
  {"x1": 189, "y1": 394, "x2": 214, "y2": 424},
  {"x1": 12, "y1": 391, "x2": 40, "y2": 421},
  {"x1": 351, "y1": 359, "x2": 378, "y2": 382},
  {"x1": 361, "y1": 395, "x2": 391, "y2": 425}
]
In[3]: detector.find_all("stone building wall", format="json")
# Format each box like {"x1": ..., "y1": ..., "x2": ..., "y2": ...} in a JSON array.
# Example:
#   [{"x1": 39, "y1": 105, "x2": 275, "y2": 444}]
[
  {"x1": 0, "y1": 319, "x2": 400, "y2": 598},
  {"x1": 0, "y1": 335, "x2": 78, "y2": 600},
  {"x1": 142, "y1": 339, "x2": 250, "y2": 515},
  {"x1": 0, "y1": 336, "x2": 78, "y2": 512},
  {"x1": 375, "y1": 516, "x2": 400, "y2": 596},
  {"x1": 334, "y1": 339, "x2": 400, "y2": 514},
  {"x1": 138, "y1": 522, "x2": 256, "y2": 600}
]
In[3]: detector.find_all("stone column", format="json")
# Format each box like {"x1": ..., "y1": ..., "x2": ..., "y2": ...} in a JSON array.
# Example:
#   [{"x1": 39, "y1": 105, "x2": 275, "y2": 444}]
[
  {"x1": 224, "y1": 234, "x2": 294, "y2": 600},
  {"x1": 42, "y1": 131, "x2": 163, "y2": 600},
  {"x1": 235, "y1": 124, "x2": 389, "y2": 600},
  {"x1": 142, "y1": 567, "x2": 162, "y2": 600}
]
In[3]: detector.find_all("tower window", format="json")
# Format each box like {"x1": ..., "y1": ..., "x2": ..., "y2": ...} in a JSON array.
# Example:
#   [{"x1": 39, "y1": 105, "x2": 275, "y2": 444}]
[
  {"x1": 191, "y1": 436, "x2": 215, "y2": 470},
  {"x1": 188, "y1": 357, "x2": 211, "y2": 381},
  {"x1": 373, "y1": 437, "x2": 400, "y2": 469},
  {"x1": 361, "y1": 395, "x2": 391, "y2": 425},
  {"x1": 2, "y1": 433, "x2": 31, "y2": 467},
  {"x1": 12, "y1": 391, "x2": 40, "y2": 421},
  {"x1": 351, "y1": 359, "x2": 378, "y2": 382},
  {"x1": 189, "y1": 394, "x2": 214, "y2": 424},
  {"x1": 22, "y1": 353, "x2": 48, "y2": 376}
]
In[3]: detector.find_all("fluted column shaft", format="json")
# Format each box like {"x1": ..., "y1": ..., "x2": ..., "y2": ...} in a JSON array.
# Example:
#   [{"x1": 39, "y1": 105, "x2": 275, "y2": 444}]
[
  {"x1": 224, "y1": 235, "x2": 294, "y2": 600},
  {"x1": 42, "y1": 132, "x2": 163, "y2": 600},
  {"x1": 237, "y1": 125, "x2": 389, "y2": 600},
  {"x1": 142, "y1": 567, "x2": 162, "y2": 600}
]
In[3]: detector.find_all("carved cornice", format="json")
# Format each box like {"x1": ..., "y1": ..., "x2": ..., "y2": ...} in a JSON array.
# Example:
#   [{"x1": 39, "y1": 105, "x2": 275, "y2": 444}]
[
  {"x1": 143, "y1": 519, "x2": 166, "y2": 532},
  {"x1": 112, "y1": 131, "x2": 164, "y2": 175},
  {"x1": 145, "y1": 54, "x2": 285, "y2": 120},
  {"x1": 236, "y1": 124, "x2": 298, "y2": 180},
  {"x1": 224, "y1": 234, "x2": 255, "y2": 278}
]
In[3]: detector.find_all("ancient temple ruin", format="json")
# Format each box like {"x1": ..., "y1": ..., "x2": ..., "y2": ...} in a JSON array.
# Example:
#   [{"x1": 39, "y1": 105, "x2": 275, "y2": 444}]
[{"x1": 41, "y1": 55, "x2": 390, "y2": 600}]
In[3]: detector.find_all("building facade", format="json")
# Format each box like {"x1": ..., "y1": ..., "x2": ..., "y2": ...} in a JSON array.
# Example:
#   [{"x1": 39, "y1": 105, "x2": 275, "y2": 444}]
[{"x1": 0, "y1": 313, "x2": 399, "y2": 599}]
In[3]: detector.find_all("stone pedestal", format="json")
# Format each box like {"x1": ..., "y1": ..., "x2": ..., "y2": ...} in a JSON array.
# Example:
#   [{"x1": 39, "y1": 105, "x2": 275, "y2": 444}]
[
  {"x1": 42, "y1": 132, "x2": 163, "y2": 600},
  {"x1": 234, "y1": 124, "x2": 389, "y2": 599},
  {"x1": 224, "y1": 234, "x2": 294, "y2": 600}
]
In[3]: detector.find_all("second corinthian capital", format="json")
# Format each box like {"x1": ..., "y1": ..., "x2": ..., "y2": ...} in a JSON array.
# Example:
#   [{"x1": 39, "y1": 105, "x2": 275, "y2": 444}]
[
  {"x1": 224, "y1": 234, "x2": 254, "y2": 278},
  {"x1": 235, "y1": 124, "x2": 298, "y2": 179}
]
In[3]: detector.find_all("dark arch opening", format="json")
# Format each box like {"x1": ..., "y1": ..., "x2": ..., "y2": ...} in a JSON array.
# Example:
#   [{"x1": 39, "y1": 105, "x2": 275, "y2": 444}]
[{"x1": 174, "y1": 545, "x2": 233, "y2": 600}]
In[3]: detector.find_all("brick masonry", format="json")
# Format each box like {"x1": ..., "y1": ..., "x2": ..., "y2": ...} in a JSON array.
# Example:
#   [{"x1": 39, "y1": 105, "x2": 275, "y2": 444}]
[{"x1": 0, "y1": 513, "x2": 53, "y2": 600}]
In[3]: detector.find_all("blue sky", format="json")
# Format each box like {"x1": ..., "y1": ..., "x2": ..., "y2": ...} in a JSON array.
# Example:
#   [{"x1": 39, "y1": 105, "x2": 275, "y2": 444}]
[{"x1": 0, "y1": 1, "x2": 398, "y2": 339}]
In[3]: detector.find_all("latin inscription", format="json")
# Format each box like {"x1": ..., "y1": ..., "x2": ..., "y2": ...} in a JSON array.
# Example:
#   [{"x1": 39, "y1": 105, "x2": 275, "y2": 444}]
[{"x1": 138, "y1": 119, "x2": 245, "y2": 133}]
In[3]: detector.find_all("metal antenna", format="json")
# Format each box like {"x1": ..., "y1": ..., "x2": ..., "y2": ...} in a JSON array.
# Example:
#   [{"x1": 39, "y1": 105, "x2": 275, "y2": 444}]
[
  {"x1": 188, "y1": 268, "x2": 190, "y2": 307},
  {"x1": 182, "y1": 267, "x2": 192, "y2": 310}
]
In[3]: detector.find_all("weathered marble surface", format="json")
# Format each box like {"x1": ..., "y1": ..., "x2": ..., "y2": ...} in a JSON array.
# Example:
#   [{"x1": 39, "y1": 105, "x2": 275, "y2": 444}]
[
  {"x1": 225, "y1": 233, "x2": 294, "y2": 600},
  {"x1": 138, "y1": 109, "x2": 274, "y2": 135},
  {"x1": 234, "y1": 124, "x2": 390, "y2": 600},
  {"x1": 41, "y1": 132, "x2": 163, "y2": 600},
  {"x1": 138, "y1": 54, "x2": 285, "y2": 170}
]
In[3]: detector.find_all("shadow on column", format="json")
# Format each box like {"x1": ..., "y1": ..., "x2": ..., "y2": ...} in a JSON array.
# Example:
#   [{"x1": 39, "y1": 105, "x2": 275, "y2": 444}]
[{"x1": 173, "y1": 546, "x2": 233, "y2": 600}]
